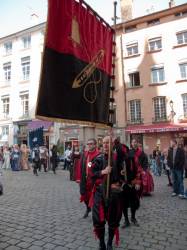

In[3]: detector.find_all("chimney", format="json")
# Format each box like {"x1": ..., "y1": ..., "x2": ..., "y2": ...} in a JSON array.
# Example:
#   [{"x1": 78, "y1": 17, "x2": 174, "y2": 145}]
[
  {"x1": 120, "y1": 0, "x2": 133, "y2": 22},
  {"x1": 169, "y1": 0, "x2": 175, "y2": 8},
  {"x1": 30, "y1": 13, "x2": 39, "y2": 25}
]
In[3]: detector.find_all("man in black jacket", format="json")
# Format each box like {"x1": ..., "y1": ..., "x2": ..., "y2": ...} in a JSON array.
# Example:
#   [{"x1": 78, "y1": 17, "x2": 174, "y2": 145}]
[{"x1": 167, "y1": 139, "x2": 185, "y2": 198}]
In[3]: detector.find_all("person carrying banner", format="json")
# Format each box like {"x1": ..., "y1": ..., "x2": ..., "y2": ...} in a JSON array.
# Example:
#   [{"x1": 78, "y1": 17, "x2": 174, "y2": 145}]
[
  {"x1": 122, "y1": 139, "x2": 143, "y2": 228},
  {"x1": 80, "y1": 138, "x2": 100, "y2": 219},
  {"x1": 90, "y1": 136, "x2": 128, "y2": 250}
]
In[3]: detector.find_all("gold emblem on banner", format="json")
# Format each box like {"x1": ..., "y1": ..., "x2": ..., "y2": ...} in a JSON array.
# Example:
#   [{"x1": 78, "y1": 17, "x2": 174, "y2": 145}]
[{"x1": 70, "y1": 16, "x2": 105, "y2": 104}]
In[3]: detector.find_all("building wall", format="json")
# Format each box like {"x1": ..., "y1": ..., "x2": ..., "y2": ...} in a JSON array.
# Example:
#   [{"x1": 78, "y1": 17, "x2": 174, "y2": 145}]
[
  {"x1": 115, "y1": 4, "x2": 187, "y2": 153},
  {"x1": 120, "y1": 14, "x2": 187, "y2": 125},
  {"x1": 0, "y1": 24, "x2": 47, "y2": 146}
]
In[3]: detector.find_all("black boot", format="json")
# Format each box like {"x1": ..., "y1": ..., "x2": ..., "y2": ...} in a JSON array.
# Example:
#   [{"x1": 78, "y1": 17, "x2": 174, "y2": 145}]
[
  {"x1": 107, "y1": 228, "x2": 115, "y2": 250},
  {"x1": 83, "y1": 207, "x2": 91, "y2": 218},
  {"x1": 122, "y1": 207, "x2": 130, "y2": 228},
  {"x1": 96, "y1": 227, "x2": 106, "y2": 250},
  {"x1": 121, "y1": 218, "x2": 130, "y2": 228},
  {"x1": 131, "y1": 208, "x2": 140, "y2": 227}
]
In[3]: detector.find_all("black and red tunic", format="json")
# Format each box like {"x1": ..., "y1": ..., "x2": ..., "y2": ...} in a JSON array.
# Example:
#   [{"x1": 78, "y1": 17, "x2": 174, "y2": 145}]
[{"x1": 80, "y1": 149, "x2": 100, "y2": 204}]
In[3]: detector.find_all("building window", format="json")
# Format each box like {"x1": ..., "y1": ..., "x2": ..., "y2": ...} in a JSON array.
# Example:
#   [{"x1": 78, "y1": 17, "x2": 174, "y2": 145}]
[
  {"x1": 148, "y1": 38, "x2": 162, "y2": 51},
  {"x1": 21, "y1": 56, "x2": 30, "y2": 80},
  {"x1": 2, "y1": 126, "x2": 9, "y2": 136},
  {"x1": 176, "y1": 31, "x2": 187, "y2": 45},
  {"x1": 1, "y1": 96, "x2": 10, "y2": 118},
  {"x1": 126, "y1": 43, "x2": 138, "y2": 56},
  {"x1": 129, "y1": 100, "x2": 142, "y2": 123},
  {"x1": 153, "y1": 97, "x2": 167, "y2": 122},
  {"x1": 4, "y1": 42, "x2": 12, "y2": 55},
  {"x1": 151, "y1": 67, "x2": 165, "y2": 83},
  {"x1": 182, "y1": 94, "x2": 187, "y2": 117},
  {"x1": 179, "y1": 63, "x2": 187, "y2": 79},
  {"x1": 147, "y1": 18, "x2": 160, "y2": 26},
  {"x1": 22, "y1": 35, "x2": 31, "y2": 49},
  {"x1": 20, "y1": 93, "x2": 29, "y2": 116},
  {"x1": 175, "y1": 11, "x2": 187, "y2": 17},
  {"x1": 125, "y1": 25, "x2": 137, "y2": 33},
  {"x1": 128, "y1": 72, "x2": 140, "y2": 87},
  {"x1": 3, "y1": 62, "x2": 11, "y2": 81}
]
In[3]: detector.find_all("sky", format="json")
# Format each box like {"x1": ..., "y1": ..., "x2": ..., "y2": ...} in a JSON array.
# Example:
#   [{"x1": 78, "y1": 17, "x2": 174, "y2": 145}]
[{"x1": 0, "y1": 0, "x2": 187, "y2": 38}]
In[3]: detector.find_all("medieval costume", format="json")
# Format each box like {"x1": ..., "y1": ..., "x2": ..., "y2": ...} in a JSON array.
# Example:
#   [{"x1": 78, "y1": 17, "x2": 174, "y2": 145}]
[
  {"x1": 20, "y1": 144, "x2": 30, "y2": 171},
  {"x1": 122, "y1": 147, "x2": 143, "y2": 228},
  {"x1": 70, "y1": 147, "x2": 81, "y2": 182},
  {"x1": 139, "y1": 151, "x2": 154, "y2": 195},
  {"x1": 11, "y1": 145, "x2": 21, "y2": 171},
  {"x1": 80, "y1": 148, "x2": 100, "y2": 218},
  {"x1": 90, "y1": 141, "x2": 128, "y2": 250},
  {"x1": 2, "y1": 146, "x2": 11, "y2": 170}
]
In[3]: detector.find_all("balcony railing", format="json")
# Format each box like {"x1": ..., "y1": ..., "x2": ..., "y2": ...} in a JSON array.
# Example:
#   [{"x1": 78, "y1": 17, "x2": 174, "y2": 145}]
[
  {"x1": 152, "y1": 117, "x2": 169, "y2": 123},
  {"x1": 127, "y1": 118, "x2": 144, "y2": 125}
]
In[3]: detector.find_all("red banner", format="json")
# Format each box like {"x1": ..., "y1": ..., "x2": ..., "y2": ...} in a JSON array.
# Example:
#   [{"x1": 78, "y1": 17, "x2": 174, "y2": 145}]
[{"x1": 36, "y1": 0, "x2": 114, "y2": 126}]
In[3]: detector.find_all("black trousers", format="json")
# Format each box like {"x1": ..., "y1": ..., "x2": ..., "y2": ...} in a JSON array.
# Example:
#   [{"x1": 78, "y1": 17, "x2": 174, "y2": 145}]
[
  {"x1": 122, "y1": 184, "x2": 140, "y2": 220},
  {"x1": 33, "y1": 161, "x2": 40, "y2": 175},
  {"x1": 92, "y1": 186, "x2": 122, "y2": 239}
]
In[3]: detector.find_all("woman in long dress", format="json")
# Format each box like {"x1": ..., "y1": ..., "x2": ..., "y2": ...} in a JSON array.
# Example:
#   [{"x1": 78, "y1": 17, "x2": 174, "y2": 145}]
[
  {"x1": 2, "y1": 145, "x2": 11, "y2": 170},
  {"x1": 20, "y1": 144, "x2": 30, "y2": 170},
  {"x1": 11, "y1": 144, "x2": 21, "y2": 171}
]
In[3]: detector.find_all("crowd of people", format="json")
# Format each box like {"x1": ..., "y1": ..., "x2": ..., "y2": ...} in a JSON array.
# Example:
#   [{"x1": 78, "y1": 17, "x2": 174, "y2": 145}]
[
  {"x1": 150, "y1": 139, "x2": 187, "y2": 199},
  {"x1": 64, "y1": 137, "x2": 154, "y2": 250},
  {"x1": 1, "y1": 136, "x2": 187, "y2": 250},
  {"x1": 0, "y1": 143, "x2": 59, "y2": 176}
]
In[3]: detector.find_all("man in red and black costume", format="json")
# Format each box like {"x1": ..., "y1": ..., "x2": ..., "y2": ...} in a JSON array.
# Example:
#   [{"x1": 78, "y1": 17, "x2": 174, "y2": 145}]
[
  {"x1": 90, "y1": 136, "x2": 128, "y2": 250},
  {"x1": 122, "y1": 138, "x2": 143, "y2": 228},
  {"x1": 80, "y1": 138, "x2": 100, "y2": 218}
]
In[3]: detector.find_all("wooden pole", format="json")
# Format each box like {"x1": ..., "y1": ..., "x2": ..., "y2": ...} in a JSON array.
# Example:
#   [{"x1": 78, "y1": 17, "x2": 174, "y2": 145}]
[{"x1": 105, "y1": 1, "x2": 118, "y2": 200}]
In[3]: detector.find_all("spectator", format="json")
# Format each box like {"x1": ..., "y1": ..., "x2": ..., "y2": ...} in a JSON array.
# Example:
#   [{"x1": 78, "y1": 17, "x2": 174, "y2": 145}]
[
  {"x1": 155, "y1": 151, "x2": 162, "y2": 176},
  {"x1": 32, "y1": 145, "x2": 40, "y2": 176},
  {"x1": 2, "y1": 145, "x2": 11, "y2": 170},
  {"x1": 163, "y1": 149, "x2": 172, "y2": 186},
  {"x1": 167, "y1": 139, "x2": 185, "y2": 198},
  {"x1": 51, "y1": 145, "x2": 58, "y2": 174},
  {"x1": 64, "y1": 145, "x2": 72, "y2": 170}
]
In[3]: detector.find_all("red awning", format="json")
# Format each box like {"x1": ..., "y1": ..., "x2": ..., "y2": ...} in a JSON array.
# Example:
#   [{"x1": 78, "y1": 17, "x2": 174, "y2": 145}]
[
  {"x1": 28, "y1": 120, "x2": 53, "y2": 131},
  {"x1": 125, "y1": 123, "x2": 187, "y2": 134}
]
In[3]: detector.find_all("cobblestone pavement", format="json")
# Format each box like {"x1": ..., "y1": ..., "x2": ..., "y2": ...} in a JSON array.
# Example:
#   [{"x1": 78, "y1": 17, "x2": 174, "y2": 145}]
[{"x1": 0, "y1": 169, "x2": 187, "y2": 250}]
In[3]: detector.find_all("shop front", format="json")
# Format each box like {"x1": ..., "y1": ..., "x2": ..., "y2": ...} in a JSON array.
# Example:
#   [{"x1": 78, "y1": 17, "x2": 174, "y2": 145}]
[{"x1": 125, "y1": 123, "x2": 187, "y2": 155}]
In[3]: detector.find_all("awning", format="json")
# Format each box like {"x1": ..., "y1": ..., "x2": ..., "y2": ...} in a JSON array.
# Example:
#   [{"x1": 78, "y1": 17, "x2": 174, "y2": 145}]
[
  {"x1": 28, "y1": 120, "x2": 53, "y2": 131},
  {"x1": 125, "y1": 123, "x2": 187, "y2": 134}
]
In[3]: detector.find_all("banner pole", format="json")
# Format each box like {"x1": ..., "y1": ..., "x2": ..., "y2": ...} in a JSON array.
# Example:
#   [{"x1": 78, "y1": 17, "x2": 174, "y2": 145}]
[{"x1": 106, "y1": 1, "x2": 118, "y2": 200}]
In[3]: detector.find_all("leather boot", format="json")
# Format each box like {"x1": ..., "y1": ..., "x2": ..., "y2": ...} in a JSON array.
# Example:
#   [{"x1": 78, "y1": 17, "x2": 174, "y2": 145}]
[
  {"x1": 97, "y1": 227, "x2": 106, "y2": 250},
  {"x1": 107, "y1": 228, "x2": 115, "y2": 250},
  {"x1": 83, "y1": 207, "x2": 91, "y2": 218}
]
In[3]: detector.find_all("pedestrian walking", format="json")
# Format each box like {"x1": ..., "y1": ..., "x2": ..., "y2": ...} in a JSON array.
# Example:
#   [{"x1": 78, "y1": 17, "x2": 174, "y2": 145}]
[
  {"x1": 11, "y1": 144, "x2": 21, "y2": 171},
  {"x1": 51, "y1": 145, "x2": 58, "y2": 174},
  {"x1": 20, "y1": 144, "x2": 30, "y2": 170},
  {"x1": 70, "y1": 145, "x2": 80, "y2": 181},
  {"x1": 162, "y1": 150, "x2": 172, "y2": 186},
  {"x1": 2, "y1": 145, "x2": 11, "y2": 170},
  {"x1": 64, "y1": 145, "x2": 72, "y2": 170},
  {"x1": 39, "y1": 145, "x2": 48, "y2": 172},
  {"x1": 167, "y1": 139, "x2": 185, "y2": 198},
  {"x1": 90, "y1": 136, "x2": 128, "y2": 250},
  {"x1": 32, "y1": 145, "x2": 40, "y2": 176},
  {"x1": 122, "y1": 139, "x2": 143, "y2": 228},
  {"x1": 80, "y1": 138, "x2": 99, "y2": 219}
]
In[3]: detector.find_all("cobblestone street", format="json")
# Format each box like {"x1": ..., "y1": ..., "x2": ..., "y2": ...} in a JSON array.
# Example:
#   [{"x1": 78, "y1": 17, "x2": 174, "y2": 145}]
[{"x1": 0, "y1": 169, "x2": 187, "y2": 250}]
